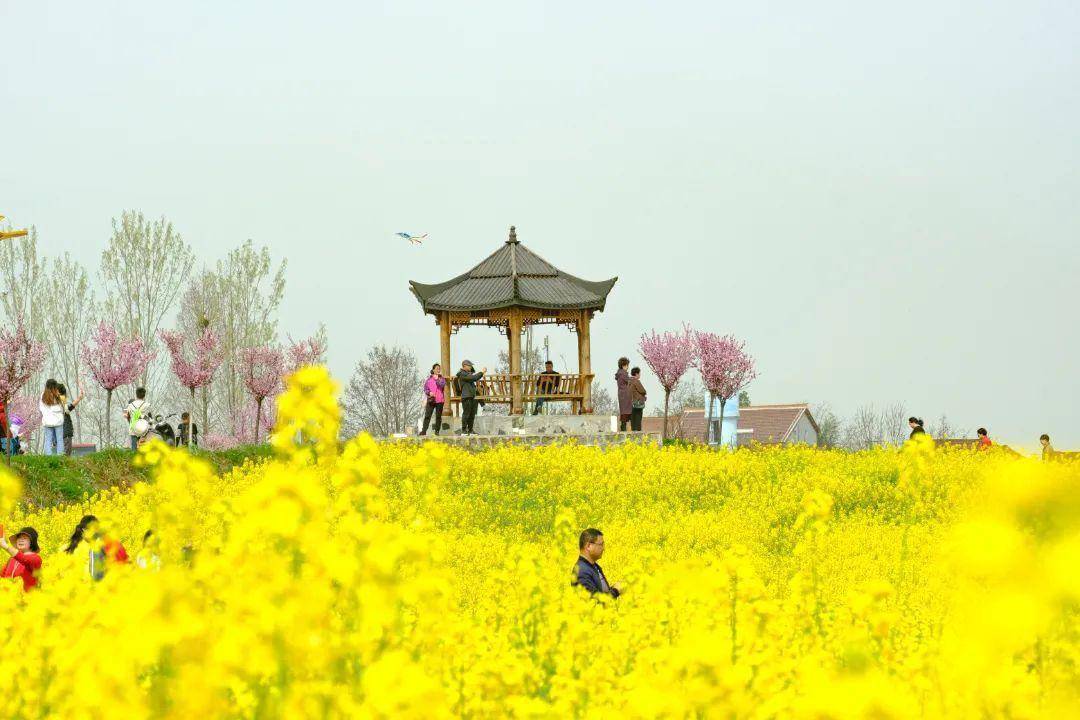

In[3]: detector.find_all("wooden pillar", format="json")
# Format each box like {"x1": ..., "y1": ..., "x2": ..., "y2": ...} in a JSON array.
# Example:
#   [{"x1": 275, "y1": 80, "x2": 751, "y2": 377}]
[
  {"x1": 440, "y1": 312, "x2": 453, "y2": 416},
  {"x1": 577, "y1": 310, "x2": 592, "y2": 414},
  {"x1": 508, "y1": 308, "x2": 523, "y2": 414}
]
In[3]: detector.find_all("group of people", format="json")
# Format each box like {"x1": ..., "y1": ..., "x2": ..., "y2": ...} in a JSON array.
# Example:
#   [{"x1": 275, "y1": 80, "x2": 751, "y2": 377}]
[
  {"x1": 22, "y1": 379, "x2": 86, "y2": 456},
  {"x1": 909, "y1": 417, "x2": 1056, "y2": 459},
  {"x1": 615, "y1": 357, "x2": 648, "y2": 432},
  {"x1": 6, "y1": 381, "x2": 200, "y2": 456},
  {"x1": 1, "y1": 514, "x2": 154, "y2": 593},
  {"x1": 122, "y1": 388, "x2": 198, "y2": 450},
  {"x1": 418, "y1": 359, "x2": 488, "y2": 436}
]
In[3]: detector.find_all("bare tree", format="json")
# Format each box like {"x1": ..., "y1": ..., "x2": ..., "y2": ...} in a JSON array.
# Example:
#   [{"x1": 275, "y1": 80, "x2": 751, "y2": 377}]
[
  {"x1": 927, "y1": 413, "x2": 961, "y2": 440},
  {"x1": 841, "y1": 402, "x2": 908, "y2": 449},
  {"x1": 41, "y1": 253, "x2": 98, "y2": 441},
  {"x1": 177, "y1": 240, "x2": 286, "y2": 433},
  {"x1": 0, "y1": 227, "x2": 48, "y2": 394},
  {"x1": 812, "y1": 403, "x2": 842, "y2": 448},
  {"x1": 843, "y1": 403, "x2": 882, "y2": 450},
  {"x1": 590, "y1": 382, "x2": 616, "y2": 415},
  {"x1": 880, "y1": 402, "x2": 908, "y2": 446},
  {"x1": 342, "y1": 344, "x2": 422, "y2": 437},
  {"x1": 100, "y1": 211, "x2": 195, "y2": 389}
]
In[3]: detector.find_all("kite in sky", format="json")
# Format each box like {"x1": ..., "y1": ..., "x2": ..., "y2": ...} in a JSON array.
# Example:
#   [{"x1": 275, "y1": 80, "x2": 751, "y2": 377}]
[{"x1": 396, "y1": 232, "x2": 427, "y2": 245}]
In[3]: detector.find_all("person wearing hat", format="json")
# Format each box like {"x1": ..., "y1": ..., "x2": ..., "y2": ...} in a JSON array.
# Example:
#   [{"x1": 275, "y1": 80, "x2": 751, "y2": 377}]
[
  {"x1": 0, "y1": 525, "x2": 42, "y2": 591},
  {"x1": 455, "y1": 359, "x2": 486, "y2": 435}
]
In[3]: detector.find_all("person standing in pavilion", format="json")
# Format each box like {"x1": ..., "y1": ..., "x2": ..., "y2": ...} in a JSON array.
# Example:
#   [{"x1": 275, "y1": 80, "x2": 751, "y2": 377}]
[
  {"x1": 615, "y1": 357, "x2": 632, "y2": 431},
  {"x1": 420, "y1": 363, "x2": 447, "y2": 436},
  {"x1": 456, "y1": 360, "x2": 486, "y2": 435}
]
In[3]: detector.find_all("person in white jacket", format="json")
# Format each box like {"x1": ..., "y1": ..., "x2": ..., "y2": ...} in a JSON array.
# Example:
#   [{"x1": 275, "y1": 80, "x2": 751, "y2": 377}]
[{"x1": 39, "y1": 379, "x2": 65, "y2": 456}]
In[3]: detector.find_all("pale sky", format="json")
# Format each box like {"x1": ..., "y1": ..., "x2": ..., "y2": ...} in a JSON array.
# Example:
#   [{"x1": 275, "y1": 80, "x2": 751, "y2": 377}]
[{"x1": 3, "y1": 1, "x2": 1077, "y2": 450}]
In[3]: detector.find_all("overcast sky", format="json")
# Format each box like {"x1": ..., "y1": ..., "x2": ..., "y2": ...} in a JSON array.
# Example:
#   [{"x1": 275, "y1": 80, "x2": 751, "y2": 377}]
[{"x1": 3, "y1": 1, "x2": 1077, "y2": 450}]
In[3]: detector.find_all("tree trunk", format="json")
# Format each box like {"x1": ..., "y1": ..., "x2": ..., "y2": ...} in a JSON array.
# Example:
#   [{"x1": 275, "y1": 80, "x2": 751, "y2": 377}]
[
  {"x1": 190, "y1": 386, "x2": 197, "y2": 450},
  {"x1": 662, "y1": 388, "x2": 671, "y2": 443},
  {"x1": 4, "y1": 401, "x2": 10, "y2": 466},
  {"x1": 106, "y1": 389, "x2": 113, "y2": 447},
  {"x1": 201, "y1": 384, "x2": 209, "y2": 440},
  {"x1": 718, "y1": 396, "x2": 728, "y2": 448},
  {"x1": 254, "y1": 397, "x2": 263, "y2": 444},
  {"x1": 704, "y1": 392, "x2": 715, "y2": 444}
]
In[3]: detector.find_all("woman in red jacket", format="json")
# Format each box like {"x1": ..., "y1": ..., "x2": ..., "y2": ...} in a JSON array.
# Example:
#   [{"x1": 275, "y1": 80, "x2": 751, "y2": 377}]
[{"x1": 1, "y1": 525, "x2": 42, "y2": 591}]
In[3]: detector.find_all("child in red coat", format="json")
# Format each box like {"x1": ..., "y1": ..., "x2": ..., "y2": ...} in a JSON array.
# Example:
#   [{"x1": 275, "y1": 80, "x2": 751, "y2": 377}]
[{"x1": 1, "y1": 526, "x2": 42, "y2": 591}]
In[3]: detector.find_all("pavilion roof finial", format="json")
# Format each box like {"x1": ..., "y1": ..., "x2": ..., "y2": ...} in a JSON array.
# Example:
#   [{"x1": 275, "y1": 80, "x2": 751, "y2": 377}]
[{"x1": 507, "y1": 225, "x2": 518, "y2": 244}]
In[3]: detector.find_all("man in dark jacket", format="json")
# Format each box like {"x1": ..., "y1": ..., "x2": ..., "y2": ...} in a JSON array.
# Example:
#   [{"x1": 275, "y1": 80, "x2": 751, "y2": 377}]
[
  {"x1": 456, "y1": 359, "x2": 486, "y2": 435},
  {"x1": 572, "y1": 528, "x2": 620, "y2": 598}
]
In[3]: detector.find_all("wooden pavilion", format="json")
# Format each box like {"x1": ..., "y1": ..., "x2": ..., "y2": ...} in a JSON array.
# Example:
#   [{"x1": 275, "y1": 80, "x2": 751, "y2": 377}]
[{"x1": 409, "y1": 226, "x2": 617, "y2": 415}]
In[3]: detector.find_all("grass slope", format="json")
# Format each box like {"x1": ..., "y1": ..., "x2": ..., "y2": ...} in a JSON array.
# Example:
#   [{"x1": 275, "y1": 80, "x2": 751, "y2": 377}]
[{"x1": 7, "y1": 445, "x2": 273, "y2": 508}]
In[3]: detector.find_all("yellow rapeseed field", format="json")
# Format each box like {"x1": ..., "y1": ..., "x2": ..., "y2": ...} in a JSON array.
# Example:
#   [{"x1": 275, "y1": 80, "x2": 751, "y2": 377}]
[{"x1": 0, "y1": 366, "x2": 1076, "y2": 718}]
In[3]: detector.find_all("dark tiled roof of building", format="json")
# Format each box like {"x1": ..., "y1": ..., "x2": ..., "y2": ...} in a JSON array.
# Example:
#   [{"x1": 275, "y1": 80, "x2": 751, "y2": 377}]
[
  {"x1": 644, "y1": 404, "x2": 818, "y2": 445},
  {"x1": 737, "y1": 404, "x2": 817, "y2": 445},
  {"x1": 409, "y1": 226, "x2": 617, "y2": 313}
]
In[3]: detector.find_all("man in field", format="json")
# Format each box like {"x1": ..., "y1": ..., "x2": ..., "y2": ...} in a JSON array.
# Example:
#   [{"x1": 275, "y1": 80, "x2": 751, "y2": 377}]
[{"x1": 573, "y1": 528, "x2": 620, "y2": 598}]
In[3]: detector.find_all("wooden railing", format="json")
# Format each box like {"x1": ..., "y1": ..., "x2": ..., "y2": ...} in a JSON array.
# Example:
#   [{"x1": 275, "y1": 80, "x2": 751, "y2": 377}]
[{"x1": 447, "y1": 373, "x2": 592, "y2": 406}]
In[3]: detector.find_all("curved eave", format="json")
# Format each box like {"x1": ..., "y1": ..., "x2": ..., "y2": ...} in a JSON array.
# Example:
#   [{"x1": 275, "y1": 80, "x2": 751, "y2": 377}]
[{"x1": 409, "y1": 275, "x2": 618, "y2": 315}]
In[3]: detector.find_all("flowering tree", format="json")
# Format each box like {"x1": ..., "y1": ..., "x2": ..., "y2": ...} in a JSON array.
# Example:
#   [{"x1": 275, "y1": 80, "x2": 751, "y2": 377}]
[
  {"x1": 238, "y1": 346, "x2": 284, "y2": 443},
  {"x1": 202, "y1": 400, "x2": 276, "y2": 450},
  {"x1": 10, "y1": 395, "x2": 41, "y2": 448},
  {"x1": 0, "y1": 322, "x2": 46, "y2": 456},
  {"x1": 694, "y1": 332, "x2": 756, "y2": 446},
  {"x1": 0, "y1": 322, "x2": 46, "y2": 407},
  {"x1": 639, "y1": 325, "x2": 696, "y2": 442},
  {"x1": 287, "y1": 333, "x2": 328, "y2": 374},
  {"x1": 160, "y1": 328, "x2": 224, "y2": 440},
  {"x1": 81, "y1": 322, "x2": 155, "y2": 446}
]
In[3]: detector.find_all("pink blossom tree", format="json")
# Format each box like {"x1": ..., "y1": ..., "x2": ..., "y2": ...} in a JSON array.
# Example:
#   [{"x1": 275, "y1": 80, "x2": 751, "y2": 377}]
[
  {"x1": 0, "y1": 322, "x2": 46, "y2": 456},
  {"x1": 238, "y1": 345, "x2": 285, "y2": 444},
  {"x1": 10, "y1": 395, "x2": 41, "y2": 448},
  {"x1": 81, "y1": 322, "x2": 155, "y2": 447},
  {"x1": 638, "y1": 325, "x2": 696, "y2": 442},
  {"x1": 160, "y1": 328, "x2": 224, "y2": 441},
  {"x1": 202, "y1": 400, "x2": 276, "y2": 450},
  {"x1": 694, "y1": 332, "x2": 756, "y2": 446},
  {"x1": 287, "y1": 333, "x2": 328, "y2": 374}
]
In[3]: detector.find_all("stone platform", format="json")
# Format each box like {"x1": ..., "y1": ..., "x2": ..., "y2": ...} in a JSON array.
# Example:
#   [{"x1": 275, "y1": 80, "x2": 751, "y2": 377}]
[
  {"x1": 399, "y1": 414, "x2": 660, "y2": 448},
  {"x1": 397, "y1": 431, "x2": 661, "y2": 449},
  {"x1": 440, "y1": 414, "x2": 616, "y2": 436}
]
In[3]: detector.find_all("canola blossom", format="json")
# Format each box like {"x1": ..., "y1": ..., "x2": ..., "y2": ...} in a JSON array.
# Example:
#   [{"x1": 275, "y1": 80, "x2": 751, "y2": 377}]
[{"x1": 0, "y1": 366, "x2": 1076, "y2": 718}]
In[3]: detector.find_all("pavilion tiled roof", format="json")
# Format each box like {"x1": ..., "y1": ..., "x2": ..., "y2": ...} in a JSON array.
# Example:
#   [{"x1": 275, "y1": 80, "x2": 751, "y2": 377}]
[{"x1": 409, "y1": 227, "x2": 617, "y2": 313}]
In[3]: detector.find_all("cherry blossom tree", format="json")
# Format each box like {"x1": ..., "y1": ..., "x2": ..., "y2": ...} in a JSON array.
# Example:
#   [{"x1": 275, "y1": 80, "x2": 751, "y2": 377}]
[
  {"x1": 160, "y1": 327, "x2": 224, "y2": 440},
  {"x1": 238, "y1": 345, "x2": 284, "y2": 443},
  {"x1": 694, "y1": 332, "x2": 756, "y2": 446},
  {"x1": 81, "y1": 322, "x2": 155, "y2": 446},
  {"x1": 287, "y1": 332, "x2": 328, "y2": 374},
  {"x1": 10, "y1": 395, "x2": 41, "y2": 449},
  {"x1": 0, "y1": 322, "x2": 46, "y2": 407},
  {"x1": 639, "y1": 325, "x2": 696, "y2": 442},
  {"x1": 0, "y1": 322, "x2": 47, "y2": 457},
  {"x1": 202, "y1": 400, "x2": 276, "y2": 450}
]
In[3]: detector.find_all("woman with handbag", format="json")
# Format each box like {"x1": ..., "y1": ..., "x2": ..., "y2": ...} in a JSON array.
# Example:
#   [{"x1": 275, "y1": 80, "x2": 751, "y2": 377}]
[
  {"x1": 419, "y1": 363, "x2": 446, "y2": 436},
  {"x1": 629, "y1": 367, "x2": 647, "y2": 431}
]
